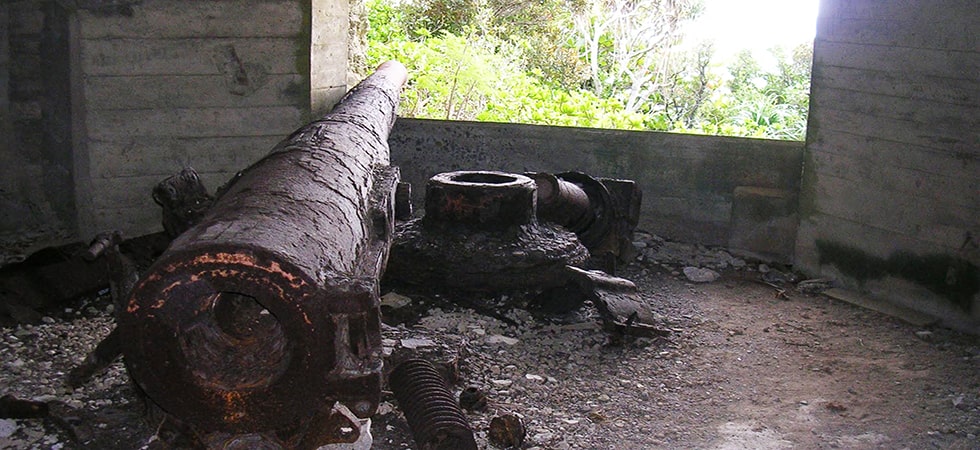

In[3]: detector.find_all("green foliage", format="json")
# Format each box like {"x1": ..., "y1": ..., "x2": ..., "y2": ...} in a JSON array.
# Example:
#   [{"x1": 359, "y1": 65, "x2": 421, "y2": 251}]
[
  {"x1": 669, "y1": 44, "x2": 811, "y2": 140},
  {"x1": 399, "y1": 0, "x2": 480, "y2": 38},
  {"x1": 366, "y1": 0, "x2": 409, "y2": 42},
  {"x1": 572, "y1": 0, "x2": 704, "y2": 106},
  {"x1": 367, "y1": 29, "x2": 657, "y2": 128},
  {"x1": 478, "y1": 81, "x2": 662, "y2": 130},
  {"x1": 364, "y1": 0, "x2": 812, "y2": 140},
  {"x1": 368, "y1": 33, "x2": 498, "y2": 120}
]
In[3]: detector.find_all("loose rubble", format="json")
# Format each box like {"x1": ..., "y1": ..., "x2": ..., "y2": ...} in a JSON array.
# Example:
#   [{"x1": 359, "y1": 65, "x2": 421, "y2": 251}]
[
  {"x1": 682, "y1": 267, "x2": 720, "y2": 283},
  {"x1": 2, "y1": 233, "x2": 979, "y2": 449}
]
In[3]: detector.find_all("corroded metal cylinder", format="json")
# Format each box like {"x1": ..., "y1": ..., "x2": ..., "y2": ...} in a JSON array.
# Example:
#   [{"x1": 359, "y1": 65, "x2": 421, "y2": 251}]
[
  {"x1": 529, "y1": 172, "x2": 594, "y2": 233},
  {"x1": 424, "y1": 171, "x2": 536, "y2": 229},
  {"x1": 386, "y1": 171, "x2": 589, "y2": 293},
  {"x1": 529, "y1": 171, "x2": 643, "y2": 271},
  {"x1": 535, "y1": 172, "x2": 613, "y2": 250},
  {"x1": 389, "y1": 358, "x2": 477, "y2": 450},
  {"x1": 118, "y1": 62, "x2": 407, "y2": 438}
]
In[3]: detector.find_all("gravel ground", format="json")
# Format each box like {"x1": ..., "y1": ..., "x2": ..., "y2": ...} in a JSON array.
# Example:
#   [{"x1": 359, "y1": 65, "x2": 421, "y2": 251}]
[{"x1": 1, "y1": 234, "x2": 978, "y2": 449}]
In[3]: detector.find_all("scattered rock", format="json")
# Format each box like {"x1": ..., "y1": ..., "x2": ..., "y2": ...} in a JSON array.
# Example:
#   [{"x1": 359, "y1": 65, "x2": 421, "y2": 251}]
[
  {"x1": 952, "y1": 395, "x2": 966, "y2": 410},
  {"x1": 399, "y1": 337, "x2": 436, "y2": 349},
  {"x1": 459, "y1": 387, "x2": 488, "y2": 412},
  {"x1": 915, "y1": 330, "x2": 934, "y2": 342},
  {"x1": 587, "y1": 410, "x2": 607, "y2": 423},
  {"x1": 0, "y1": 419, "x2": 17, "y2": 438},
  {"x1": 762, "y1": 269, "x2": 794, "y2": 284},
  {"x1": 381, "y1": 292, "x2": 413, "y2": 309},
  {"x1": 683, "y1": 267, "x2": 720, "y2": 283},
  {"x1": 825, "y1": 401, "x2": 848, "y2": 413},
  {"x1": 796, "y1": 278, "x2": 834, "y2": 294},
  {"x1": 2, "y1": 242, "x2": 978, "y2": 449},
  {"x1": 487, "y1": 335, "x2": 519, "y2": 346}
]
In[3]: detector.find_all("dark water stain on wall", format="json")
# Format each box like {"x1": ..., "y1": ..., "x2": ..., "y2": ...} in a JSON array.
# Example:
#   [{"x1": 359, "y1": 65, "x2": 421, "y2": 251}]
[{"x1": 816, "y1": 239, "x2": 979, "y2": 313}]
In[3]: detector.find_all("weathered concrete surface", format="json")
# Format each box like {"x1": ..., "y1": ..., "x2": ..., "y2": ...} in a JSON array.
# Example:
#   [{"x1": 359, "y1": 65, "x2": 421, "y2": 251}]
[
  {"x1": 72, "y1": 0, "x2": 325, "y2": 238},
  {"x1": 0, "y1": 1, "x2": 74, "y2": 251},
  {"x1": 2, "y1": 0, "x2": 801, "y2": 260},
  {"x1": 729, "y1": 187, "x2": 797, "y2": 264},
  {"x1": 796, "y1": 0, "x2": 980, "y2": 331},
  {"x1": 311, "y1": 0, "x2": 349, "y2": 117},
  {"x1": 389, "y1": 118, "x2": 804, "y2": 252}
]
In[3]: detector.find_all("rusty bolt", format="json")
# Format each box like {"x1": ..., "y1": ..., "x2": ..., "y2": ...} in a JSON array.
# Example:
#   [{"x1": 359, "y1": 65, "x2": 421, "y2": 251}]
[
  {"x1": 458, "y1": 386, "x2": 488, "y2": 412},
  {"x1": 488, "y1": 413, "x2": 526, "y2": 448}
]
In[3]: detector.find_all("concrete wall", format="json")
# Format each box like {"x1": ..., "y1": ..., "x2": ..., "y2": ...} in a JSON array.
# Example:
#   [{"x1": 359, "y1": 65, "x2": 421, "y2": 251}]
[
  {"x1": 311, "y1": 0, "x2": 350, "y2": 116},
  {"x1": 797, "y1": 0, "x2": 980, "y2": 330},
  {"x1": 0, "y1": 0, "x2": 74, "y2": 248},
  {"x1": 0, "y1": 0, "x2": 358, "y2": 251},
  {"x1": 390, "y1": 118, "x2": 804, "y2": 259},
  {"x1": 73, "y1": 0, "x2": 321, "y2": 238}
]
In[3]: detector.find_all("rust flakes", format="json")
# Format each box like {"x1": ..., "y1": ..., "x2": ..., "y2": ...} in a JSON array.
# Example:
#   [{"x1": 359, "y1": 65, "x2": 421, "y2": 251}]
[
  {"x1": 220, "y1": 390, "x2": 248, "y2": 423},
  {"x1": 160, "y1": 280, "x2": 184, "y2": 296}
]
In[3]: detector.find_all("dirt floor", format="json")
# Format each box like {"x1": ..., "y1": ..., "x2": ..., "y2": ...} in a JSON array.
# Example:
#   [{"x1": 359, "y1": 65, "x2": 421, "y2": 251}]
[{"x1": 1, "y1": 255, "x2": 978, "y2": 449}]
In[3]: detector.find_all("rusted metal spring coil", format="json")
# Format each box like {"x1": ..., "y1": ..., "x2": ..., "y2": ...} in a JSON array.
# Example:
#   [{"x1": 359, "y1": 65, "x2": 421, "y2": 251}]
[{"x1": 389, "y1": 358, "x2": 477, "y2": 450}]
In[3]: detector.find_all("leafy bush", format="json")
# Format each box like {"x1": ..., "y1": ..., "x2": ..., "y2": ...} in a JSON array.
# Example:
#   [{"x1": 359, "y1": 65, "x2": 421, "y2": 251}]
[{"x1": 364, "y1": 0, "x2": 811, "y2": 140}]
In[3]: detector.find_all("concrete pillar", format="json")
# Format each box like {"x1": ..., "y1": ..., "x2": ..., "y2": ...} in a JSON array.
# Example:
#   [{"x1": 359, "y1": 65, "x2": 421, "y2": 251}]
[{"x1": 311, "y1": 0, "x2": 349, "y2": 116}]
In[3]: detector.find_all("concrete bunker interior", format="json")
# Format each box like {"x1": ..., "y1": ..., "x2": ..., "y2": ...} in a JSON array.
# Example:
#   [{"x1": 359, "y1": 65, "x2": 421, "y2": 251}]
[{"x1": 0, "y1": 0, "x2": 978, "y2": 449}]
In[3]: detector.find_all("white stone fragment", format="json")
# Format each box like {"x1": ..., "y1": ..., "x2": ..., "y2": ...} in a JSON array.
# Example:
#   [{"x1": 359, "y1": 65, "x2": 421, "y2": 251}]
[
  {"x1": 0, "y1": 419, "x2": 18, "y2": 438},
  {"x1": 399, "y1": 338, "x2": 436, "y2": 349},
  {"x1": 683, "y1": 266, "x2": 720, "y2": 283},
  {"x1": 487, "y1": 335, "x2": 519, "y2": 346}
]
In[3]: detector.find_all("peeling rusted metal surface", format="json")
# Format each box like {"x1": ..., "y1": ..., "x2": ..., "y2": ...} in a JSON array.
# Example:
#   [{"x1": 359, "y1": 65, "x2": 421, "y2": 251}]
[
  {"x1": 425, "y1": 171, "x2": 537, "y2": 229},
  {"x1": 117, "y1": 62, "x2": 407, "y2": 446},
  {"x1": 528, "y1": 172, "x2": 594, "y2": 234},
  {"x1": 565, "y1": 265, "x2": 669, "y2": 338},
  {"x1": 386, "y1": 171, "x2": 589, "y2": 293},
  {"x1": 488, "y1": 414, "x2": 526, "y2": 448},
  {"x1": 152, "y1": 168, "x2": 214, "y2": 238},
  {"x1": 458, "y1": 386, "x2": 488, "y2": 412}
]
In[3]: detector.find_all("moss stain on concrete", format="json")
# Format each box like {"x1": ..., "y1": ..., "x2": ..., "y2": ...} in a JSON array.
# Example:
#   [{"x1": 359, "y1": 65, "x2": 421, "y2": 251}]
[
  {"x1": 295, "y1": 0, "x2": 312, "y2": 120},
  {"x1": 798, "y1": 121, "x2": 820, "y2": 221},
  {"x1": 816, "y1": 239, "x2": 979, "y2": 312}
]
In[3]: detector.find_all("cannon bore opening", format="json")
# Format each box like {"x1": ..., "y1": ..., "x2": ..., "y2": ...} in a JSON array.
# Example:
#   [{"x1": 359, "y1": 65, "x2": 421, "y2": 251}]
[{"x1": 179, "y1": 291, "x2": 290, "y2": 391}]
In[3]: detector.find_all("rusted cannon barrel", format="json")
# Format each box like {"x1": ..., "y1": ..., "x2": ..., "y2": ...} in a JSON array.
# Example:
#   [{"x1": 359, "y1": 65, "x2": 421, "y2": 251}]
[{"x1": 118, "y1": 62, "x2": 407, "y2": 439}]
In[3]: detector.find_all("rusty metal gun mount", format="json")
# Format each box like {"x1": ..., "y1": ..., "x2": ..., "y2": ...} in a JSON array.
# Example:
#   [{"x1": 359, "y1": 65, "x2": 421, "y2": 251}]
[
  {"x1": 117, "y1": 62, "x2": 408, "y2": 448},
  {"x1": 386, "y1": 171, "x2": 589, "y2": 294},
  {"x1": 529, "y1": 171, "x2": 641, "y2": 272}
]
